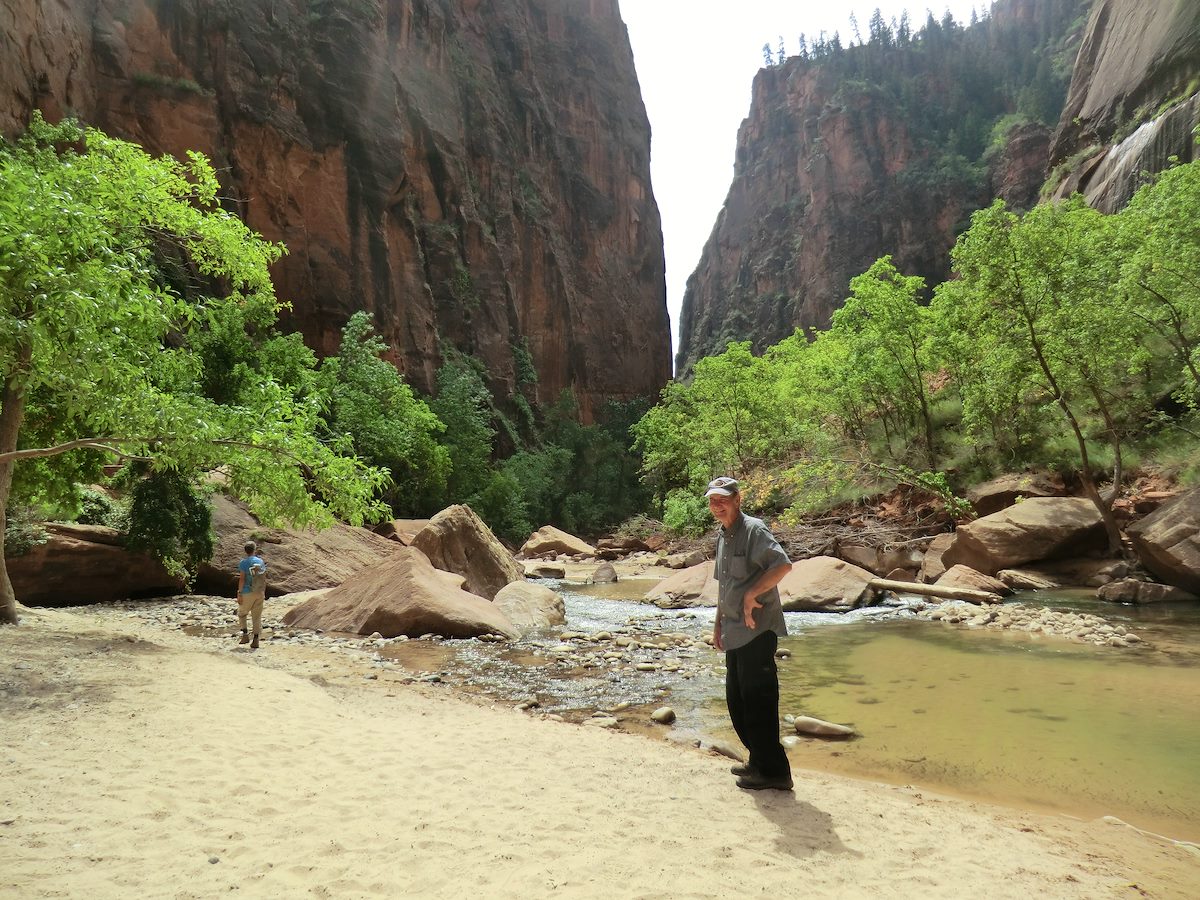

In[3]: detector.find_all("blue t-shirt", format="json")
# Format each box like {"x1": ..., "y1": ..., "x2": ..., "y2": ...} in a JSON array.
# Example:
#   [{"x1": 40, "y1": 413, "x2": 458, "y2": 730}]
[{"x1": 238, "y1": 555, "x2": 266, "y2": 594}]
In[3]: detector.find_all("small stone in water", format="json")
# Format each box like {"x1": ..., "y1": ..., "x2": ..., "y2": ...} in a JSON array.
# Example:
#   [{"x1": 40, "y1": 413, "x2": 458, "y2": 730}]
[{"x1": 651, "y1": 706, "x2": 676, "y2": 725}]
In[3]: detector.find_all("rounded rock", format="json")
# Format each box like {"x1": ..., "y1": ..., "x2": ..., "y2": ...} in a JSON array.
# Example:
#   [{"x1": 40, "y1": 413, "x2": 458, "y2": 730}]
[{"x1": 650, "y1": 706, "x2": 676, "y2": 725}]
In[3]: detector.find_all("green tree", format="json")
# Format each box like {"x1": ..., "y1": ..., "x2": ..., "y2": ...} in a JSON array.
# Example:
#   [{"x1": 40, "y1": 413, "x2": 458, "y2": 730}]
[
  {"x1": 318, "y1": 312, "x2": 450, "y2": 515},
  {"x1": 430, "y1": 352, "x2": 496, "y2": 503},
  {"x1": 932, "y1": 198, "x2": 1141, "y2": 550},
  {"x1": 1116, "y1": 157, "x2": 1200, "y2": 401},
  {"x1": 830, "y1": 257, "x2": 938, "y2": 468},
  {"x1": 0, "y1": 115, "x2": 386, "y2": 625},
  {"x1": 633, "y1": 341, "x2": 791, "y2": 498}
]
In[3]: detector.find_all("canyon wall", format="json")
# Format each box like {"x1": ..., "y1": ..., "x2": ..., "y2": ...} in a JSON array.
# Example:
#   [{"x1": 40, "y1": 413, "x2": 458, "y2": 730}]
[
  {"x1": 675, "y1": 60, "x2": 989, "y2": 374},
  {"x1": 0, "y1": 0, "x2": 670, "y2": 417},
  {"x1": 675, "y1": 0, "x2": 1088, "y2": 374},
  {"x1": 1049, "y1": 0, "x2": 1200, "y2": 212}
]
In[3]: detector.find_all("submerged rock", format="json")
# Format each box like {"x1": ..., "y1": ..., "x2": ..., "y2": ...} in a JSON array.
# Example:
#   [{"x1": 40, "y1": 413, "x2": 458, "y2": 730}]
[{"x1": 793, "y1": 716, "x2": 855, "y2": 737}]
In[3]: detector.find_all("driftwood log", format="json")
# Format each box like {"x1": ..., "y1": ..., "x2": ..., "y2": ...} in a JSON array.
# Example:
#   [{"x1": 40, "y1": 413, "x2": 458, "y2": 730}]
[{"x1": 868, "y1": 577, "x2": 1002, "y2": 605}]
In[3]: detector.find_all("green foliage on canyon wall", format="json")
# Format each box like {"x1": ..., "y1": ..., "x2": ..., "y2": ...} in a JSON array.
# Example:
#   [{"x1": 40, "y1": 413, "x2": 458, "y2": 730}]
[{"x1": 792, "y1": 1, "x2": 1086, "y2": 188}]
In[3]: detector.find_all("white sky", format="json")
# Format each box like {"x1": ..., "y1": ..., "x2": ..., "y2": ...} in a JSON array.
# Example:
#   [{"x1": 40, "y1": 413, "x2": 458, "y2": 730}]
[{"x1": 619, "y1": 0, "x2": 988, "y2": 358}]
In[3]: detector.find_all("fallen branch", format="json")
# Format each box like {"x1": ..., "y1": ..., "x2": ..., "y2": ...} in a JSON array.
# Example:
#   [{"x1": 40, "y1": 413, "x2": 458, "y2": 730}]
[{"x1": 868, "y1": 577, "x2": 1001, "y2": 605}]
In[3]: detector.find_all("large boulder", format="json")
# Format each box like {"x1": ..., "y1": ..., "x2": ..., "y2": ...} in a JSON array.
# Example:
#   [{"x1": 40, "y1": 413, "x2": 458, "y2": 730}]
[
  {"x1": 373, "y1": 519, "x2": 433, "y2": 545},
  {"x1": 589, "y1": 562, "x2": 618, "y2": 584},
  {"x1": 1097, "y1": 578, "x2": 1198, "y2": 604},
  {"x1": 935, "y1": 565, "x2": 1011, "y2": 597},
  {"x1": 5, "y1": 523, "x2": 183, "y2": 606},
  {"x1": 519, "y1": 526, "x2": 596, "y2": 558},
  {"x1": 596, "y1": 536, "x2": 650, "y2": 553},
  {"x1": 492, "y1": 582, "x2": 566, "y2": 634},
  {"x1": 1020, "y1": 556, "x2": 1129, "y2": 588},
  {"x1": 837, "y1": 543, "x2": 923, "y2": 577},
  {"x1": 409, "y1": 505, "x2": 523, "y2": 600},
  {"x1": 996, "y1": 568, "x2": 1061, "y2": 591},
  {"x1": 1127, "y1": 488, "x2": 1200, "y2": 593},
  {"x1": 966, "y1": 471, "x2": 1065, "y2": 517},
  {"x1": 778, "y1": 556, "x2": 877, "y2": 612},
  {"x1": 196, "y1": 494, "x2": 397, "y2": 595},
  {"x1": 646, "y1": 562, "x2": 718, "y2": 608},
  {"x1": 918, "y1": 533, "x2": 955, "y2": 583},
  {"x1": 282, "y1": 546, "x2": 519, "y2": 640},
  {"x1": 940, "y1": 498, "x2": 1107, "y2": 576}
]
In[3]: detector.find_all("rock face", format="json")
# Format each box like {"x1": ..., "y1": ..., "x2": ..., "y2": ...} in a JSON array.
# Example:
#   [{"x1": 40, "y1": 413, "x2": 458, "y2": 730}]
[
  {"x1": 492, "y1": 581, "x2": 565, "y2": 634},
  {"x1": 1049, "y1": 0, "x2": 1200, "y2": 212},
  {"x1": 409, "y1": 505, "x2": 523, "y2": 601},
  {"x1": 987, "y1": 122, "x2": 1052, "y2": 212},
  {"x1": 195, "y1": 495, "x2": 398, "y2": 596},
  {"x1": 941, "y1": 497, "x2": 1107, "y2": 576},
  {"x1": 675, "y1": 58, "x2": 989, "y2": 373},
  {"x1": 519, "y1": 526, "x2": 596, "y2": 558},
  {"x1": 778, "y1": 556, "x2": 877, "y2": 612},
  {"x1": 1127, "y1": 488, "x2": 1200, "y2": 593},
  {"x1": 673, "y1": 0, "x2": 1082, "y2": 374},
  {"x1": 6, "y1": 524, "x2": 182, "y2": 605},
  {"x1": 282, "y1": 545, "x2": 518, "y2": 639},
  {"x1": 0, "y1": 0, "x2": 669, "y2": 418},
  {"x1": 646, "y1": 562, "x2": 717, "y2": 609}
]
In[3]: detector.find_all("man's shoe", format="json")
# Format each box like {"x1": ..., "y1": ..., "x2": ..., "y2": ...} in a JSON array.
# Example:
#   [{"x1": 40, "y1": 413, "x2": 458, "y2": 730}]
[
  {"x1": 730, "y1": 763, "x2": 756, "y2": 777},
  {"x1": 250, "y1": 634, "x2": 260, "y2": 650},
  {"x1": 238, "y1": 631, "x2": 250, "y2": 645},
  {"x1": 736, "y1": 772, "x2": 793, "y2": 791}
]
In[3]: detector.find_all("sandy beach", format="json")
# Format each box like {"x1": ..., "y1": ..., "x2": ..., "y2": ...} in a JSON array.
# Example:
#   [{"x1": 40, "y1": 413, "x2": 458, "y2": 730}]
[{"x1": 3, "y1": 600, "x2": 1198, "y2": 900}]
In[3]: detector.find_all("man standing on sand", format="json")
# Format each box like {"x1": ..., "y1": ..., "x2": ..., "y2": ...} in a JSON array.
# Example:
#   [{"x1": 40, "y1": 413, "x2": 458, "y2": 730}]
[
  {"x1": 707, "y1": 476, "x2": 794, "y2": 791},
  {"x1": 236, "y1": 540, "x2": 267, "y2": 650}
]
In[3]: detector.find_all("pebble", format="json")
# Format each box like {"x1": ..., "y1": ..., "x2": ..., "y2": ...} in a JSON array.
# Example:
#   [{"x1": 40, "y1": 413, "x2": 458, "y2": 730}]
[
  {"x1": 650, "y1": 706, "x2": 676, "y2": 725},
  {"x1": 918, "y1": 601, "x2": 1152, "y2": 649}
]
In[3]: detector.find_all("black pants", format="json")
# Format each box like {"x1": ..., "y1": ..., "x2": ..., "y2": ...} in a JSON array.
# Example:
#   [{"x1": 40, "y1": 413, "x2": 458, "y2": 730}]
[{"x1": 726, "y1": 630, "x2": 790, "y2": 779}]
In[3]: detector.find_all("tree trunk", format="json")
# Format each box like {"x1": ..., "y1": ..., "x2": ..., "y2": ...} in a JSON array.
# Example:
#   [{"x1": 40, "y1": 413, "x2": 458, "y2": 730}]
[
  {"x1": 868, "y1": 578, "x2": 1001, "y2": 604},
  {"x1": 1078, "y1": 469, "x2": 1123, "y2": 555},
  {"x1": 0, "y1": 350, "x2": 31, "y2": 626}
]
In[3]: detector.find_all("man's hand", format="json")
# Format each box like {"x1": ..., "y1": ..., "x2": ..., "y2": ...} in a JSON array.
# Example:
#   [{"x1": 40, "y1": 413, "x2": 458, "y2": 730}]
[
  {"x1": 712, "y1": 618, "x2": 724, "y2": 652},
  {"x1": 742, "y1": 592, "x2": 763, "y2": 629}
]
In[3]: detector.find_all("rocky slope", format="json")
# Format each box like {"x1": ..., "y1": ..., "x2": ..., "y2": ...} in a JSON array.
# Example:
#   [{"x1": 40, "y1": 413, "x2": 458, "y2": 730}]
[
  {"x1": 0, "y1": 0, "x2": 670, "y2": 418},
  {"x1": 1048, "y1": 0, "x2": 1200, "y2": 211}
]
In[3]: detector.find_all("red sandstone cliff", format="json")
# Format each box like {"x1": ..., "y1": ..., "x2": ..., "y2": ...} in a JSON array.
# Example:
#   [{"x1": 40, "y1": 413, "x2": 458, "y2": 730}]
[
  {"x1": 675, "y1": 62, "x2": 988, "y2": 374},
  {"x1": 675, "y1": 0, "x2": 1086, "y2": 374},
  {"x1": 0, "y1": 0, "x2": 670, "y2": 418}
]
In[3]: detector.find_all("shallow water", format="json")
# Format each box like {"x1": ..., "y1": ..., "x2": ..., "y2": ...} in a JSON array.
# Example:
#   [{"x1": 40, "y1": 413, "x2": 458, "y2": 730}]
[
  {"x1": 770, "y1": 613, "x2": 1200, "y2": 841},
  {"x1": 561, "y1": 582, "x2": 1200, "y2": 842}
]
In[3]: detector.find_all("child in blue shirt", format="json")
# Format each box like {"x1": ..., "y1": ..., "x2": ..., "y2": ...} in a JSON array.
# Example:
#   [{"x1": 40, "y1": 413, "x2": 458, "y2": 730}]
[{"x1": 236, "y1": 540, "x2": 268, "y2": 650}]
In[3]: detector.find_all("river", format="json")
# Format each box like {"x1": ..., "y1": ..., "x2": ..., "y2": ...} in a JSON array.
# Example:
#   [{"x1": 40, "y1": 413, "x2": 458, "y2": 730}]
[{"x1": 428, "y1": 578, "x2": 1200, "y2": 844}]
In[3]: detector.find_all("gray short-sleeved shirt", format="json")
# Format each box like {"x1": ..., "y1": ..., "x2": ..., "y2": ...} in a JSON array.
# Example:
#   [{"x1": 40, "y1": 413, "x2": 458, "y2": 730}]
[{"x1": 714, "y1": 512, "x2": 790, "y2": 651}]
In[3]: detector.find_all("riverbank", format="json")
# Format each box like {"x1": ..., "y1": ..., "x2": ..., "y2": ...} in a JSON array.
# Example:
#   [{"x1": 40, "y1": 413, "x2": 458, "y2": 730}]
[{"x1": 3, "y1": 601, "x2": 1198, "y2": 899}]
